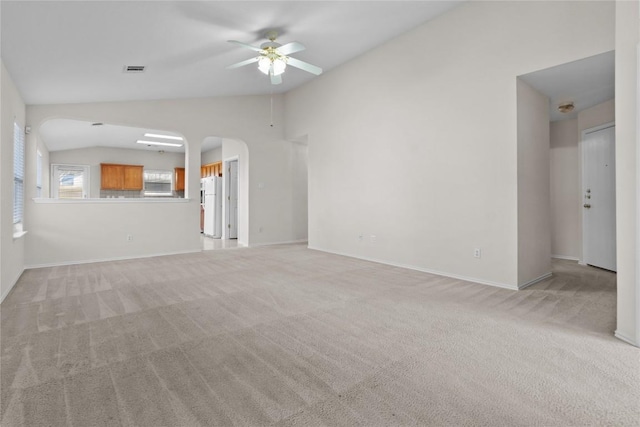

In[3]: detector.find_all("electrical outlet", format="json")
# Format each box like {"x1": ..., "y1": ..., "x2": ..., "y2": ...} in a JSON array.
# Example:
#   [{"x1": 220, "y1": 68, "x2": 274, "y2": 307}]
[
  {"x1": 370, "y1": 235, "x2": 377, "y2": 243},
  {"x1": 474, "y1": 248, "x2": 481, "y2": 258},
  {"x1": 126, "y1": 234, "x2": 133, "y2": 242},
  {"x1": 358, "y1": 233, "x2": 364, "y2": 242}
]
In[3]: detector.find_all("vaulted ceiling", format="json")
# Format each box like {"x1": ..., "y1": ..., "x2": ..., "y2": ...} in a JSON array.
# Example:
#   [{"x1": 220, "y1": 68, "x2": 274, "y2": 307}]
[
  {"x1": 1, "y1": 1, "x2": 462, "y2": 105},
  {"x1": 3, "y1": 1, "x2": 616, "y2": 152}
]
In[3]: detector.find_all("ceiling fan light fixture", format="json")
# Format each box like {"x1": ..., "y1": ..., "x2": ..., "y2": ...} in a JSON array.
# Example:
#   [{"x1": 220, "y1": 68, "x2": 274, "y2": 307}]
[
  {"x1": 227, "y1": 33, "x2": 321, "y2": 85},
  {"x1": 272, "y1": 58, "x2": 286, "y2": 76},
  {"x1": 258, "y1": 55, "x2": 286, "y2": 76},
  {"x1": 258, "y1": 57, "x2": 271, "y2": 75}
]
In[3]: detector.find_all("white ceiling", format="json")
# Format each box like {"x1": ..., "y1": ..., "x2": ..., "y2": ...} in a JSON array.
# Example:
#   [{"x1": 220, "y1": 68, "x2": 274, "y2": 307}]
[
  {"x1": 3, "y1": 0, "x2": 615, "y2": 152},
  {"x1": 39, "y1": 119, "x2": 222, "y2": 153},
  {"x1": 519, "y1": 51, "x2": 615, "y2": 122},
  {"x1": 1, "y1": 1, "x2": 462, "y2": 105}
]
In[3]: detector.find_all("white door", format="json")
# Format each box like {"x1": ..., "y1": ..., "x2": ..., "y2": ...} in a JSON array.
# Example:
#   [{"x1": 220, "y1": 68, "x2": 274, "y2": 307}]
[
  {"x1": 203, "y1": 178, "x2": 215, "y2": 237},
  {"x1": 227, "y1": 160, "x2": 238, "y2": 239},
  {"x1": 582, "y1": 125, "x2": 616, "y2": 271}
]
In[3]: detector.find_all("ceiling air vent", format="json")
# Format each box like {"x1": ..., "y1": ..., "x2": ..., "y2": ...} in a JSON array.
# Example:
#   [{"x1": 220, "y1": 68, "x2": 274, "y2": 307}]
[{"x1": 123, "y1": 65, "x2": 145, "y2": 73}]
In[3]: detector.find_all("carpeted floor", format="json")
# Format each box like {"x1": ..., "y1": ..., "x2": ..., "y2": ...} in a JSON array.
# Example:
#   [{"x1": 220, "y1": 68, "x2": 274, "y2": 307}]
[{"x1": 1, "y1": 244, "x2": 639, "y2": 426}]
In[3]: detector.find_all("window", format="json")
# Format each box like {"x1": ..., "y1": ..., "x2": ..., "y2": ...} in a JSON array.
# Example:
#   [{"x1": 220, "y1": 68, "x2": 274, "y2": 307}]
[
  {"x1": 36, "y1": 150, "x2": 43, "y2": 197},
  {"x1": 51, "y1": 164, "x2": 90, "y2": 199},
  {"x1": 13, "y1": 122, "x2": 25, "y2": 225},
  {"x1": 144, "y1": 170, "x2": 173, "y2": 196}
]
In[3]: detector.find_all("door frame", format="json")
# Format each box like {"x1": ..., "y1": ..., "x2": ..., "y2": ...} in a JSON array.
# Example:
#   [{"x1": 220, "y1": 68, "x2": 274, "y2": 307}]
[
  {"x1": 580, "y1": 121, "x2": 615, "y2": 267},
  {"x1": 222, "y1": 156, "x2": 238, "y2": 239}
]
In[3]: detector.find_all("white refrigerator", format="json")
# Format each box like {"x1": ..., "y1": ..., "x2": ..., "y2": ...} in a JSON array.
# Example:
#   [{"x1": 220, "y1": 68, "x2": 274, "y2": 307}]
[{"x1": 202, "y1": 176, "x2": 222, "y2": 238}]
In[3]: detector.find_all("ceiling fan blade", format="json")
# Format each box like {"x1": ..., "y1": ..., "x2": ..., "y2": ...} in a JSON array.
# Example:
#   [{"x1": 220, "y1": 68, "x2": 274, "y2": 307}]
[
  {"x1": 226, "y1": 57, "x2": 259, "y2": 69},
  {"x1": 228, "y1": 40, "x2": 263, "y2": 53},
  {"x1": 276, "y1": 42, "x2": 306, "y2": 56},
  {"x1": 270, "y1": 73, "x2": 282, "y2": 85},
  {"x1": 286, "y1": 57, "x2": 323, "y2": 76}
]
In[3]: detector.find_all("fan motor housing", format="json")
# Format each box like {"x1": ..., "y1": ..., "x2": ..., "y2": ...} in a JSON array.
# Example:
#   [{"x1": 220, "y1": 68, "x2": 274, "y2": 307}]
[{"x1": 260, "y1": 41, "x2": 281, "y2": 50}]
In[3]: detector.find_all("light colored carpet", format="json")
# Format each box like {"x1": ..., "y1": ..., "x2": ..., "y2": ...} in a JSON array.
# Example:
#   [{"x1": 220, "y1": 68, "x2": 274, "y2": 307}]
[{"x1": 1, "y1": 244, "x2": 638, "y2": 426}]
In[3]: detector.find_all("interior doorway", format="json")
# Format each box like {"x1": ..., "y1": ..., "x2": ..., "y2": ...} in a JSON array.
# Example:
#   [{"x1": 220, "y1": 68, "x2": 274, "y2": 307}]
[
  {"x1": 518, "y1": 51, "x2": 615, "y2": 264},
  {"x1": 200, "y1": 137, "x2": 247, "y2": 249},
  {"x1": 581, "y1": 123, "x2": 616, "y2": 271}
]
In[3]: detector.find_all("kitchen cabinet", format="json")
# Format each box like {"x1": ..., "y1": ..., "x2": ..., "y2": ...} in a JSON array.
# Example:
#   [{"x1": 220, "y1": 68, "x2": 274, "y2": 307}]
[
  {"x1": 175, "y1": 167, "x2": 185, "y2": 191},
  {"x1": 201, "y1": 161, "x2": 222, "y2": 178},
  {"x1": 123, "y1": 165, "x2": 143, "y2": 190},
  {"x1": 101, "y1": 163, "x2": 143, "y2": 190},
  {"x1": 101, "y1": 164, "x2": 123, "y2": 189}
]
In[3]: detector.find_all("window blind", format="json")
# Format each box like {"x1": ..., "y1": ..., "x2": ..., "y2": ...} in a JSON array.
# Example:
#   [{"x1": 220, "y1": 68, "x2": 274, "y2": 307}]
[
  {"x1": 51, "y1": 164, "x2": 89, "y2": 199},
  {"x1": 144, "y1": 170, "x2": 173, "y2": 196},
  {"x1": 13, "y1": 122, "x2": 25, "y2": 224}
]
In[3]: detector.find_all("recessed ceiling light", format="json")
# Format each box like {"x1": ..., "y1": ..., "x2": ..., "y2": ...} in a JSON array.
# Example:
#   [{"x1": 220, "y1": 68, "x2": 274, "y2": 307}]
[
  {"x1": 143, "y1": 133, "x2": 183, "y2": 141},
  {"x1": 136, "y1": 140, "x2": 183, "y2": 147}
]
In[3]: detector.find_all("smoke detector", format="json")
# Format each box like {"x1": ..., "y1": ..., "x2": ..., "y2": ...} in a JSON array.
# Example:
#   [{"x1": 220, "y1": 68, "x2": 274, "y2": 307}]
[{"x1": 558, "y1": 102, "x2": 575, "y2": 114}]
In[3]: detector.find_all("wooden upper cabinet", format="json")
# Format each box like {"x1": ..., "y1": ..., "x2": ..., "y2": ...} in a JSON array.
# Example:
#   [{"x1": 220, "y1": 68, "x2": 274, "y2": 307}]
[
  {"x1": 101, "y1": 164, "x2": 124, "y2": 190},
  {"x1": 201, "y1": 161, "x2": 223, "y2": 178},
  {"x1": 175, "y1": 167, "x2": 185, "y2": 191},
  {"x1": 123, "y1": 165, "x2": 143, "y2": 190},
  {"x1": 213, "y1": 162, "x2": 222, "y2": 177},
  {"x1": 101, "y1": 163, "x2": 143, "y2": 190}
]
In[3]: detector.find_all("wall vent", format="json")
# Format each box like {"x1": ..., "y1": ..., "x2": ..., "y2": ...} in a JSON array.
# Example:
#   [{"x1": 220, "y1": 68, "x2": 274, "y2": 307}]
[{"x1": 123, "y1": 65, "x2": 145, "y2": 73}]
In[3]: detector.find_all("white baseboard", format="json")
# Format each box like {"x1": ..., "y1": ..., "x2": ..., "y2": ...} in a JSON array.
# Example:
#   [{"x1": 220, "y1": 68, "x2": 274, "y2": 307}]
[
  {"x1": 518, "y1": 272, "x2": 553, "y2": 290},
  {"x1": 307, "y1": 246, "x2": 520, "y2": 291},
  {"x1": 614, "y1": 330, "x2": 639, "y2": 347},
  {"x1": 551, "y1": 254, "x2": 580, "y2": 261},
  {"x1": 249, "y1": 239, "x2": 308, "y2": 248},
  {"x1": 24, "y1": 249, "x2": 202, "y2": 270},
  {"x1": 0, "y1": 268, "x2": 25, "y2": 304}
]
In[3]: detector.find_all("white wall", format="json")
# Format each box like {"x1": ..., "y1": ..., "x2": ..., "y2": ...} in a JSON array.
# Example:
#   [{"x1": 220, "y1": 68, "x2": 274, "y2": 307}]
[
  {"x1": 26, "y1": 199, "x2": 195, "y2": 267},
  {"x1": 1, "y1": 61, "x2": 27, "y2": 301},
  {"x1": 550, "y1": 118, "x2": 580, "y2": 259},
  {"x1": 285, "y1": 0, "x2": 614, "y2": 289},
  {"x1": 202, "y1": 147, "x2": 222, "y2": 165},
  {"x1": 49, "y1": 146, "x2": 185, "y2": 197},
  {"x1": 614, "y1": 0, "x2": 639, "y2": 346},
  {"x1": 24, "y1": 94, "x2": 302, "y2": 266},
  {"x1": 517, "y1": 79, "x2": 551, "y2": 287},
  {"x1": 578, "y1": 98, "x2": 615, "y2": 133}
]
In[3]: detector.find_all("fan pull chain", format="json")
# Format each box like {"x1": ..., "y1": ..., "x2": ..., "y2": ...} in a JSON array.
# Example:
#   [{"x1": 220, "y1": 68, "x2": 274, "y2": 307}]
[{"x1": 270, "y1": 92, "x2": 274, "y2": 127}]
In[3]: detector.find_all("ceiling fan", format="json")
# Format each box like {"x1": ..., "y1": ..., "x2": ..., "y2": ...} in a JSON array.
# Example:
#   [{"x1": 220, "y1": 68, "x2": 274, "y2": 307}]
[{"x1": 226, "y1": 31, "x2": 323, "y2": 85}]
